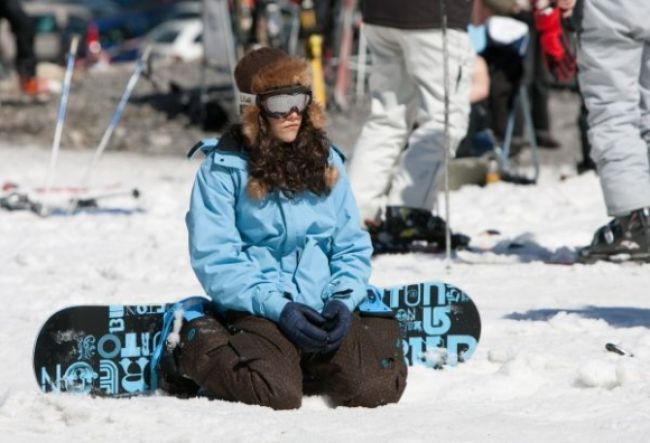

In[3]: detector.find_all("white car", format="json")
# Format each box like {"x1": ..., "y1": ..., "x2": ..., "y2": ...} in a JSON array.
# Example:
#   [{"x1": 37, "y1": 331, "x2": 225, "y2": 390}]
[{"x1": 146, "y1": 19, "x2": 203, "y2": 63}]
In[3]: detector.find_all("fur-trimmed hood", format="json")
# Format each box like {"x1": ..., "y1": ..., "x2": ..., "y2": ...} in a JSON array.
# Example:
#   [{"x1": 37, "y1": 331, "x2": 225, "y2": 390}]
[{"x1": 232, "y1": 48, "x2": 331, "y2": 199}]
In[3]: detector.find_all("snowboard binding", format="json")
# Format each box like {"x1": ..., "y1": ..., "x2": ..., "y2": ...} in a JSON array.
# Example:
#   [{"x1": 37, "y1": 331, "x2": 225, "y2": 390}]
[{"x1": 368, "y1": 206, "x2": 471, "y2": 255}]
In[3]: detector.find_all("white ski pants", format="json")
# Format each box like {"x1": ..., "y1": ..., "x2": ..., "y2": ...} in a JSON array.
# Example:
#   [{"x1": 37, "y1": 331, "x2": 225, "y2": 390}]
[
  {"x1": 348, "y1": 24, "x2": 474, "y2": 222},
  {"x1": 578, "y1": 0, "x2": 650, "y2": 216}
]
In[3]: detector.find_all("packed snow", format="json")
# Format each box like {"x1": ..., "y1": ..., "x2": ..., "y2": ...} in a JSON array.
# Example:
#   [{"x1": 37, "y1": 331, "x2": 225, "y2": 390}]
[{"x1": 1, "y1": 145, "x2": 649, "y2": 442}]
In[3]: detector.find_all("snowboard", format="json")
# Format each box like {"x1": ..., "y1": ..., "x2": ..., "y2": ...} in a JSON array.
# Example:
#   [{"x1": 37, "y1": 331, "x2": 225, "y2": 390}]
[{"x1": 33, "y1": 281, "x2": 480, "y2": 397}]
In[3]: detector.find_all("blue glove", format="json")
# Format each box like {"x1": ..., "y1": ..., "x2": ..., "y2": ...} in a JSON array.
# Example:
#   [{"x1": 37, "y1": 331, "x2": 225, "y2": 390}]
[
  {"x1": 278, "y1": 302, "x2": 328, "y2": 353},
  {"x1": 321, "y1": 300, "x2": 352, "y2": 353}
]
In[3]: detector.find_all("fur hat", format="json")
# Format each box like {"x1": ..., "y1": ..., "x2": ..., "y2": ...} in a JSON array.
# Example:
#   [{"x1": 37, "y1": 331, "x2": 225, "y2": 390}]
[{"x1": 234, "y1": 47, "x2": 325, "y2": 146}]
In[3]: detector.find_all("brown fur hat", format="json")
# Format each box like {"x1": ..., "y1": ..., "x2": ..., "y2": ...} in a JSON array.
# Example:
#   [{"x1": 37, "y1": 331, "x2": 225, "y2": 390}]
[{"x1": 234, "y1": 47, "x2": 325, "y2": 146}]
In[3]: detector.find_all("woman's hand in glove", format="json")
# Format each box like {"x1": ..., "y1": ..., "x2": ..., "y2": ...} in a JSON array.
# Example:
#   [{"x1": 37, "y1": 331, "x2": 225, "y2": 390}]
[
  {"x1": 277, "y1": 302, "x2": 328, "y2": 353},
  {"x1": 321, "y1": 300, "x2": 353, "y2": 353}
]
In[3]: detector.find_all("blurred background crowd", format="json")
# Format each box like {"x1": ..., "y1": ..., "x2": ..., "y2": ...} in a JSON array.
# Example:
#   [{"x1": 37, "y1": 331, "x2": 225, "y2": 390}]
[
  {"x1": 3, "y1": 0, "x2": 649, "y2": 263},
  {"x1": 0, "y1": 0, "x2": 584, "y2": 171}
]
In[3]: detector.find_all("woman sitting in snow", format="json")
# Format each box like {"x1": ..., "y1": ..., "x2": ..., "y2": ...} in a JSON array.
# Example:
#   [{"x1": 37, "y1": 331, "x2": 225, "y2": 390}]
[{"x1": 158, "y1": 48, "x2": 407, "y2": 409}]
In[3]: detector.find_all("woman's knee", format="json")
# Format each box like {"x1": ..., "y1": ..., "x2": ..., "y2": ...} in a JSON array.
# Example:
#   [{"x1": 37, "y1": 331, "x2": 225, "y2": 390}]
[
  {"x1": 198, "y1": 345, "x2": 303, "y2": 409},
  {"x1": 342, "y1": 359, "x2": 407, "y2": 407},
  {"x1": 194, "y1": 316, "x2": 303, "y2": 409},
  {"x1": 246, "y1": 371, "x2": 303, "y2": 410},
  {"x1": 337, "y1": 315, "x2": 408, "y2": 407}
]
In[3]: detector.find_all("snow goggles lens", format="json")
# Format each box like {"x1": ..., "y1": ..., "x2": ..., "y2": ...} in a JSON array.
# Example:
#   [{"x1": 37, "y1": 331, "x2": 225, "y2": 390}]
[{"x1": 259, "y1": 89, "x2": 312, "y2": 118}]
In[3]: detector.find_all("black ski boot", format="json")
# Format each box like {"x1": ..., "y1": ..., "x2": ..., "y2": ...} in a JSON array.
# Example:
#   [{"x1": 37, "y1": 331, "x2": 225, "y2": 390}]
[
  {"x1": 368, "y1": 206, "x2": 471, "y2": 254},
  {"x1": 0, "y1": 192, "x2": 42, "y2": 213},
  {"x1": 158, "y1": 314, "x2": 234, "y2": 397},
  {"x1": 157, "y1": 343, "x2": 201, "y2": 398},
  {"x1": 578, "y1": 208, "x2": 650, "y2": 263},
  {"x1": 156, "y1": 297, "x2": 231, "y2": 398}
]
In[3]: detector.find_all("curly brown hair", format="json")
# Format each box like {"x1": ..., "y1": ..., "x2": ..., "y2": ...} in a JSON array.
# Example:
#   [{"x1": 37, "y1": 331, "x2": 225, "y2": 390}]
[{"x1": 240, "y1": 111, "x2": 338, "y2": 200}]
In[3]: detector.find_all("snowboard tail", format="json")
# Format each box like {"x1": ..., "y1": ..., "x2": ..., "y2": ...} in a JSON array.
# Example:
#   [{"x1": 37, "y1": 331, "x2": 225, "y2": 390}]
[
  {"x1": 34, "y1": 304, "x2": 167, "y2": 396},
  {"x1": 33, "y1": 281, "x2": 481, "y2": 397}
]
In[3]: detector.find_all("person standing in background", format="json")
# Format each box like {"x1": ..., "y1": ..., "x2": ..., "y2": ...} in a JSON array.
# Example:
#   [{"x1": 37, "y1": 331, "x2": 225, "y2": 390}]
[
  {"x1": 480, "y1": 0, "x2": 575, "y2": 150},
  {"x1": 576, "y1": 0, "x2": 650, "y2": 263},
  {"x1": 348, "y1": 0, "x2": 476, "y2": 254},
  {"x1": 0, "y1": 0, "x2": 45, "y2": 95}
]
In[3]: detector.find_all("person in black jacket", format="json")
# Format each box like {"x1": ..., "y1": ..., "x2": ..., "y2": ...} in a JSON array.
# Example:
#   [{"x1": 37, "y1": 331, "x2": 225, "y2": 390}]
[
  {"x1": 348, "y1": 0, "x2": 476, "y2": 253},
  {"x1": 0, "y1": 0, "x2": 45, "y2": 95}
]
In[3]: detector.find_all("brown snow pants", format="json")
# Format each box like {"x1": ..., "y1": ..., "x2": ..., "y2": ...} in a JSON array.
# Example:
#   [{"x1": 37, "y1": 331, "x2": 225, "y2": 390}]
[{"x1": 175, "y1": 311, "x2": 407, "y2": 410}]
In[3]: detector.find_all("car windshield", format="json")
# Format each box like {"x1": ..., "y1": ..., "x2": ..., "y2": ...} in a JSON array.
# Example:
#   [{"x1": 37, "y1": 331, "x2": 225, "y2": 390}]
[
  {"x1": 173, "y1": 12, "x2": 200, "y2": 20},
  {"x1": 65, "y1": 15, "x2": 88, "y2": 34},
  {"x1": 100, "y1": 26, "x2": 134, "y2": 47},
  {"x1": 33, "y1": 15, "x2": 59, "y2": 34},
  {"x1": 153, "y1": 29, "x2": 180, "y2": 44}
]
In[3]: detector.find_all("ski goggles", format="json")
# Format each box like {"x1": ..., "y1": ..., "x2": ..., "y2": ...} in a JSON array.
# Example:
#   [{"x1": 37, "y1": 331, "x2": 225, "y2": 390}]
[{"x1": 256, "y1": 86, "x2": 312, "y2": 119}]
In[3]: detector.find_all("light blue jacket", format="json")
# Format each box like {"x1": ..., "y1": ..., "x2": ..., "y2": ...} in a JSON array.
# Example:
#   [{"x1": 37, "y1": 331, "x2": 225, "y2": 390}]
[{"x1": 186, "y1": 136, "x2": 373, "y2": 322}]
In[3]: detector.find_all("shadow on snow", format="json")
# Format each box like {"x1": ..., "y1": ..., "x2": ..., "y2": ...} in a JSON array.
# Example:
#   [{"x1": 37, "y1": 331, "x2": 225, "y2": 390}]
[{"x1": 505, "y1": 306, "x2": 650, "y2": 328}]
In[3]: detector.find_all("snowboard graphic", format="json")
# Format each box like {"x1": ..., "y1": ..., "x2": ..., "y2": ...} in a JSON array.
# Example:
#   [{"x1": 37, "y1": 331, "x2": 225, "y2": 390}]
[
  {"x1": 33, "y1": 281, "x2": 480, "y2": 397},
  {"x1": 34, "y1": 304, "x2": 167, "y2": 397},
  {"x1": 384, "y1": 282, "x2": 480, "y2": 367}
]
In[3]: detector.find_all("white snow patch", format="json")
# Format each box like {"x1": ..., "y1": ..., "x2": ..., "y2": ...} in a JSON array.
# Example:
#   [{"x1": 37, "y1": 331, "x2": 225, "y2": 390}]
[
  {"x1": 576, "y1": 360, "x2": 619, "y2": 389},
  {"x1": 2, "y1": 145, "x2": 650, "y2": 442}
]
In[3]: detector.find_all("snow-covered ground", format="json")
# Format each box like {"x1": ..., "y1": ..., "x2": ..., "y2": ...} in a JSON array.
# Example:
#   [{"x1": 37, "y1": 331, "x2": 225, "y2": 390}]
[{"x1": 1, "y1": 145, "x2": 649, "y2": 442}]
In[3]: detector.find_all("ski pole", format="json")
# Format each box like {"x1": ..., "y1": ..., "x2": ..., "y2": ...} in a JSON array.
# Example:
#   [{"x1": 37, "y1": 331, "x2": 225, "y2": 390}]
[
  {"x1": 77, "y1": 46, "x2": 152, "y2": 191},
  {"x1": 355, "y1": 22, "x2": 367, "y2": 105},
  {"x1": 520, "y1": 86, "x2": 540, "y2": 182},
  {"x1": 211, "y1": 0, "x2": 240, "y2": 117},
  {"x1": 42, "y1": 35, "x2": 79, "y2": 215},
  {"x1": 333, "y1": 0, "x2": 355, "y2": 110},
  {"x1": 440, "y1": 0, "x2": 452, "y2": 269}
]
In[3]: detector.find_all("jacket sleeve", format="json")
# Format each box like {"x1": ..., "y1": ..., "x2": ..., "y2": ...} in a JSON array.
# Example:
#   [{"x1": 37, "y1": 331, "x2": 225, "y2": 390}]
[
  {"x1": 321, "y1": 152, "x2": 373, "y2": 312},
  {"x1": 186, "y1": 157, "x2": 289, "y2": 322}
]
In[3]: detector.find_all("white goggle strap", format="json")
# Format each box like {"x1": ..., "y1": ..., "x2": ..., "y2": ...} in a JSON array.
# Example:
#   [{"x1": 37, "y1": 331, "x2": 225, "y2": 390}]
[{"x1": 239, "y1": 92, "x2": 257, "y2": 114}]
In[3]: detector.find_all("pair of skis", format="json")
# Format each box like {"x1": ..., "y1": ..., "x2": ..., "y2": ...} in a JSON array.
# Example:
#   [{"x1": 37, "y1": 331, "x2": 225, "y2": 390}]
[
  {"x1": 30, "y1": 37, "x2": 150, "y2": 216},
  {"x1": 0, "y1": 182, "x2": 141, "y2": 215}
]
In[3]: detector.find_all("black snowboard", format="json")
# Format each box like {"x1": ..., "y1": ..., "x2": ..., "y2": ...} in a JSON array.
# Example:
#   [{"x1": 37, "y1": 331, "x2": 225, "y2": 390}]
[
  {"x1": 33, "y1": 304, "x2": 167, "y2": 396},
  {"x1": 383, "y1": 281, "x2": 480, "y2": 368},
  {"x1": 33, "y1": 281, "x2": 480, "y2": 396}
]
